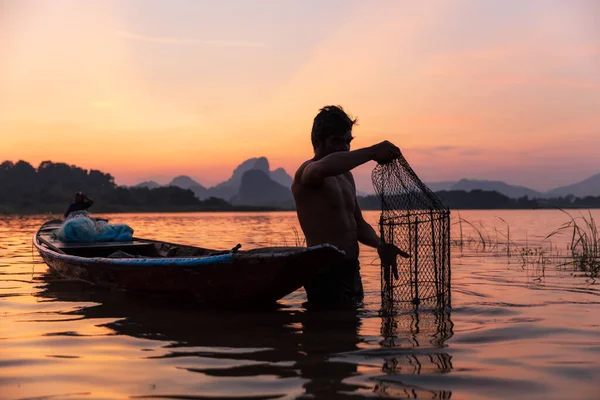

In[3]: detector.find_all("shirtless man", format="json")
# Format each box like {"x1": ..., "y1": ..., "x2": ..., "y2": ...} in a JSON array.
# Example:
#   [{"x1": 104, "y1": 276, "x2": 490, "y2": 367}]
[{"x1": 292, "y1": 105, "x2": 409, "y2": 306}]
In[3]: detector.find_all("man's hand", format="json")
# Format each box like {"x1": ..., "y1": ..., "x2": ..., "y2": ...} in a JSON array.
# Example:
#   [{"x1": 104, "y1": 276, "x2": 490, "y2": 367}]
[
  {"x1": 369, "y1": 141, "x2": 401, "y2": 164},
  {"x1": 378, "y1": 242, "x2": 410, "y2": 280}
]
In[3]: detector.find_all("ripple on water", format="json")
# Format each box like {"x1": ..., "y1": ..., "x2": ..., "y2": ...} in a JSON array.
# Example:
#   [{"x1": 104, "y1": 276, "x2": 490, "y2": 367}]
[{"x1": 1, "y1": 211, "x2": 600, "y2": 400}]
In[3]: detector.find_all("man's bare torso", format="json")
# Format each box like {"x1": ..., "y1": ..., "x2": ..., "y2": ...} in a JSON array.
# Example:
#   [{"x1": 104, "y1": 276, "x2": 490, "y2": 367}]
[{"x1": 292, "y1": 161, "x2": 360, "y2": 259}]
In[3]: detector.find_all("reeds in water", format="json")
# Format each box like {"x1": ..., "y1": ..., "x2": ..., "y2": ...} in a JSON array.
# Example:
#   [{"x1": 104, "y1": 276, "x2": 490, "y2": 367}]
[
  {"x1": 450, "y1": 210, "x2": 599, "y2": 280},
  {"x1": 546, "y1": 209, "x2": 600, "y2": 278}
]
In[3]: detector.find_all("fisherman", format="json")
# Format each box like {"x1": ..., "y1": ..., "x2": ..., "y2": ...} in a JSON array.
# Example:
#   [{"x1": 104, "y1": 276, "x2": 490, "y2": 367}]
[
  {"x1": 64, "y1": 192, "x2": 94, "y2": 219},
  {"x1": 292, "y1": 105, "x2": 409, "y2": 306}
]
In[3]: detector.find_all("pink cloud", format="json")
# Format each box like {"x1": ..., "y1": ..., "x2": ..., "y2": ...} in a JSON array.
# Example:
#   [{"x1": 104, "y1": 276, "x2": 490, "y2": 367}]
[{"x1": 115, "y1": 30, "x2": 267, "y2": 48}]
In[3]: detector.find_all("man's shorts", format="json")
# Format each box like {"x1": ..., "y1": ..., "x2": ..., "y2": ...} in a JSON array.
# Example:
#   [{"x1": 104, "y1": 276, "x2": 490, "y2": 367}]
[{"x1": 304, "y1": 259, "x2": 364, "y2": 307}]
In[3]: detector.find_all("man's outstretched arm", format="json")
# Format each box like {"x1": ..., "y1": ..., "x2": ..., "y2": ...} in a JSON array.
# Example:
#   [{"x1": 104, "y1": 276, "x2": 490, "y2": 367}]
[
  {"x1": 301, "y1": 148, "x2": 374, "y2": 185},
  {"x1": 300, "y1": 141, "x2": 400, "y2": 184}
]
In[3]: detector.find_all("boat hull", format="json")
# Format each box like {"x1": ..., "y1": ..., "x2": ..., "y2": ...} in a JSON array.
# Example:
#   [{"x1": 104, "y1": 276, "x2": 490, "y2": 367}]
[{"x1": 33, "y1": 221, "x2": 346, "y2": 307}]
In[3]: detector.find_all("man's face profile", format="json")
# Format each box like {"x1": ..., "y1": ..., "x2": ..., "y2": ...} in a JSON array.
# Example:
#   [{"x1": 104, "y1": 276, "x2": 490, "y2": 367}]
[{"x1": 324, "y1": 131, "x2": 353, "y2": 154}]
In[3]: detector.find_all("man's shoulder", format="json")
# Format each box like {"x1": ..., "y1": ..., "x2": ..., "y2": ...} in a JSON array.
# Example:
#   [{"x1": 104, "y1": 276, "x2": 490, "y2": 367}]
[
  {"x1": 293, "y1": 160, "x2": 314, "y2": 182},
  {"x1": 297, "y1": 159, "x2": 314, "y2": 170}
]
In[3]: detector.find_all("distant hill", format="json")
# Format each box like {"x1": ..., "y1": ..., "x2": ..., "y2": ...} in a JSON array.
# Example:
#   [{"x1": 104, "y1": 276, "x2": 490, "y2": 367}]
[
  {"x1": 132, "y1": 160, "x2": 600, "y2": 204},
  {"x1": 194, "y1": 157, "x2": 293, "y2": 204},
  {"x1": 0, "y1": 160, "x2": 283, "y2": 214},
  {"x1": 451, "y1": 179, "x2": 542, "y2": 199},
  {"x1": 429, "y1": 173, "x2": 600, "y2": 199},
  {"x1": 424, "y1": 179, "x2": 541, "y2": 198},
  {"x1": 168, "y1": 175, "x2": 209, "y2": 200},
  {"x1": 131, "y1": 157, "x2": 293, "y2": 204},
  {"x1": 168, "y1": 175, "x2": 202, "y2": 189},
  {"x1": 133, "y1": 180, "x2": 161, "y2": 189},
  {"x1": 271, "y1": 167, "x2": 293, "y2": 187},
  {"x1": 4, "y1": 159, "x2": 600, "y2": 213},
  {"x1": 235, "y1": 169, "x2": 293, "y2": 207},
  {"x1": 208, "y1": 157, "x2": 271, "y2": 201},
  {"x1": 425, "y1": 181, "x2": 457, "y2": 192},
  {"x1": 546, "y1": 173, "x2": 600, "y2": 198}
]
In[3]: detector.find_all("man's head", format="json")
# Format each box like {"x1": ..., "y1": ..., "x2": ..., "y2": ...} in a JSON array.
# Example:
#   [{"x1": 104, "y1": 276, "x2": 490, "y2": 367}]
[
  {"x1": 311, "y1": 105, "x2": 358, "y2": 155},
  {"x1": 75, "y1": 192, "x2": 85, "y2": 203}
]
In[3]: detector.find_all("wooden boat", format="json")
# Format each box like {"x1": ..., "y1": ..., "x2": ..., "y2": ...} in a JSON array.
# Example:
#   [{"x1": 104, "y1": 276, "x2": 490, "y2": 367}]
[{"x1": 33, "y1": 219, "x2": 346, "y2": 307}]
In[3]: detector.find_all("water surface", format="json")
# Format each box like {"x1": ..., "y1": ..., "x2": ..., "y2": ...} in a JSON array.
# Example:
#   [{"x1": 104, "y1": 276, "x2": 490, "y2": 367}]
[{"x1": 1, "y1": 210, "x2": 599, "y2": 399}]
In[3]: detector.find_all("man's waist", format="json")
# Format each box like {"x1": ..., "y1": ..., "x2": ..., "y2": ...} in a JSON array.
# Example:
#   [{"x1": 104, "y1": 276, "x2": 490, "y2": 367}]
[{"x1": 332, "y1": 258, "x2": 360, "y2": 271}]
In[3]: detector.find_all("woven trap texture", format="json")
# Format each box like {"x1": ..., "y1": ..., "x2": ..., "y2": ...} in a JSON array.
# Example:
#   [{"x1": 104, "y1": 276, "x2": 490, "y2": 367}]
[{"x1": 372, "y1": 155, "x2": 451, "y2": 310}]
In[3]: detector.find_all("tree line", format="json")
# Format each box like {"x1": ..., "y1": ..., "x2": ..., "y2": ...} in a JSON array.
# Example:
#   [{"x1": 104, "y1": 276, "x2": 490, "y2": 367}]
[
  {"x1": 1, "y1": 160, "x2": 599, "y2": 215},
  {"x1": 357, "y1": 190, "x2": 600, "y2": 210},
  {"x1": 0, "y1": 160, "x2": 272, "y2": 214}
]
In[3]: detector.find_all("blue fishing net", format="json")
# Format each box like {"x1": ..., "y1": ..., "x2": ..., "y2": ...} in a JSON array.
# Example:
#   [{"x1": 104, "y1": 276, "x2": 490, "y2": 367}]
[{"x1": 56, "y1": 216, "x2": 134, "y2": 242}]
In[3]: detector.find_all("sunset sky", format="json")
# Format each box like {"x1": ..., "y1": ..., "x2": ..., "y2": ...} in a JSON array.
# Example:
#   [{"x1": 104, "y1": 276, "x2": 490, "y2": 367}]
[{"x1": 1, "y1": 0, "x2": 599, "y2": 193}]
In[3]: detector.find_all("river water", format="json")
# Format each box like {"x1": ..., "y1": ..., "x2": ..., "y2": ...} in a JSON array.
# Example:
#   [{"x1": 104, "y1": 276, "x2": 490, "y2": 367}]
[{"x1": 1, "y1": 210, "x2": 599, "y2": 399}]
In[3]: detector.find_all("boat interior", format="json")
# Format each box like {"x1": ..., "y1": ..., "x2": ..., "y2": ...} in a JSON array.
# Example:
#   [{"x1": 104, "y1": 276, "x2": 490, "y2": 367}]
[{"x1": 36, "y1": 221, "x2": 304, "y2": 259}]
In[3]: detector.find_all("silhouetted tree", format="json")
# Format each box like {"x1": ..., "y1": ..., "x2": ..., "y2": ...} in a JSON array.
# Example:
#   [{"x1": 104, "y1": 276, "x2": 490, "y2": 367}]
[{"x1": 2, "y1": 159, "x2": 599, "y2": 214}]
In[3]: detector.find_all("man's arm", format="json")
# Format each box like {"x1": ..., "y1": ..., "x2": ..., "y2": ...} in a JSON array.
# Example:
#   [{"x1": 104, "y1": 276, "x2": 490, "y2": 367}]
[
  {"x1": 300, "y1": 141, "x2": 400, "y2": 185},
  {"x1": 301, "y1": 148, "x2": 374, "y2": 185},
  {"x1": 349, "y1": 174, "x2": 409, "y2": 280},
  {"x1": 347, "y1": 173, "x2": 380, "y2": 248},
  {"x1": 356, "y1": 203, "x2": 380, "y2": 248},
  {"x1": 83, "y1": 195, "x2": 94, "y2": 208}
]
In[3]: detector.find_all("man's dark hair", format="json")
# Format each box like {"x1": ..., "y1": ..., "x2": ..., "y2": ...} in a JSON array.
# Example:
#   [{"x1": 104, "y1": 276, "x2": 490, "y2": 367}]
[{"x1": 311, "y1": 105, "x2": 358, "y2": 149}]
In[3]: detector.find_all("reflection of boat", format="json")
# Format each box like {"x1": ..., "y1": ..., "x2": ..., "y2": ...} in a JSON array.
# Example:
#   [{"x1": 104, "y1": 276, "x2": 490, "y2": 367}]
[
  {"x1": 33, "y1": 219, "x2": 346, "y2": 307},
  {"x1": 36, "y1": 275, "x2": 454, "y2": 399},
  {"x1": 35, "y1": 276, "x2": 363, "y2": 398},
  {"x1": 37, "y1": 275, "x2": 302, "y2": 356}
]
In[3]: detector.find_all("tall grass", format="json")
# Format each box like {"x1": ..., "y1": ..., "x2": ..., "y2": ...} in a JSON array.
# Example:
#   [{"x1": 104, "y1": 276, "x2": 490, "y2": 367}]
[
  {"x1": 291, "y1": 226, "x2": 306, "y2": 247},
  {"x1": 452, "y1": 213, "x2": 488, "y2": 252},
  {"x1": 546, "y1": 209, "x2": 600, "y2": 278},
  {"x1": 496, "y1": 217, "x2": 510, "y2": 258},
  {"x1": 450, "y1": 211, "x2": 599, "y2": 280}
]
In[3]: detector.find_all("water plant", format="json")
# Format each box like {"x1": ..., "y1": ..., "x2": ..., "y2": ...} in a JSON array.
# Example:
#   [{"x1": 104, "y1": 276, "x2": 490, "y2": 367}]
[{"x1": 546, "y1": 209, "x2": 600, "y2": 278}]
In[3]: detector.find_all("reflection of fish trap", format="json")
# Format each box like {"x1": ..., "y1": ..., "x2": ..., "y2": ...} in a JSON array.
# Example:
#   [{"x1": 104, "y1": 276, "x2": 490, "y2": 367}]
[
  {"x1": 372, "y1": 155, "x2": 451, "y2": 310},
  {"x1": 380, "y1": 310, "x2": 454, "y2": 349},
  {"x1": 375, "y1": 310, "x2": 454, "y2": 399}
]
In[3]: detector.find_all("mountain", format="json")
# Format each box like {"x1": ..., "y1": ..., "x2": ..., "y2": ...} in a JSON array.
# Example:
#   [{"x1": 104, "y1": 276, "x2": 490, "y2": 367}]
[
  {"x1": 425, "y1": 181, "x2": 457, "y2": 192},
  {"x1": 168, "y1": 175, "x2": 201, "y2": 189},
  {"x1": 168, "y1": 175, "x2": 209, "y2": 200},
  {"x1": 428, "y1": 175, "x2": 600, "y2": 199},
  {"x1": 206, "y1": 157, "x2": 293, "y2": 199},
  {"x1": 227, "y1": 157, "x2": 270, "y2": 186},
  {"x1": 546, "y1": 173, "x2": 600, "y2": 198},
  {"x1": 271, "y1": 167, "x2": 293, "y2": 187},
  {"x1": 236, "y1": 169, "x2": 293, "y2": 207},
  {"x1": 425, "y1": 179, "x2": 542, "y2": 198},
  {"x1": 451, "y1": 179, "x2": 542, "y2": 199},
  {"x1": 133, "y1": 180, "x2": 161, "y2": 189},
  {"x1": 208, "y1": 157, "x2": 271, "y2": 201}
]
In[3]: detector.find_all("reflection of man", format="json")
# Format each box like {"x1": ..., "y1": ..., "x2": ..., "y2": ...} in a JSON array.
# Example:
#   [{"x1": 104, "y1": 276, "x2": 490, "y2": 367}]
[
  {"x1": 292, "y1": 105, "x2": 409, "y2": 306},
  {"x1": 298, "y1": 307, "x2": 362, "y2": 397},
  {"x1": 64, "y1": 192, "x2": 94, "y2": 218}
]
